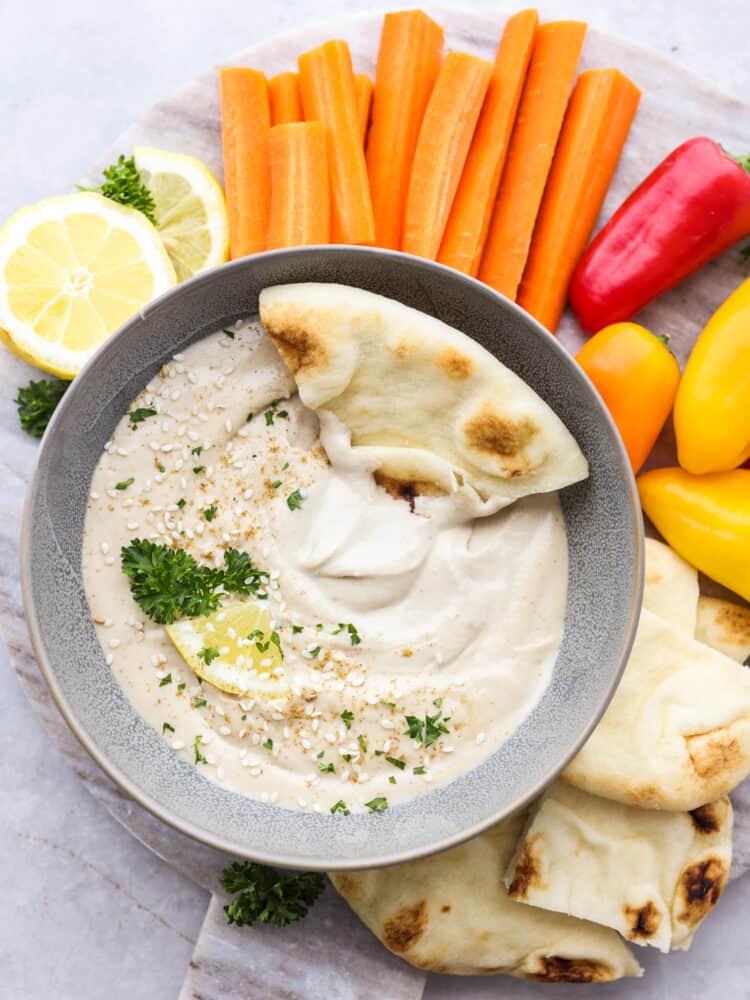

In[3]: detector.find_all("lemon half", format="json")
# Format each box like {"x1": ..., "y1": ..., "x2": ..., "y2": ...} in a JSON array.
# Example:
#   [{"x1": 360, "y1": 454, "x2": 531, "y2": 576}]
[
  {"x1": 134, "y1": 147, "x2": 229, "y2": 281},
  {"x1": 166, "y1": 602, "x2": 288, "y2": 698},
  {"x1": 0, "y1": 191, "x2": 176, "y2": 377}
]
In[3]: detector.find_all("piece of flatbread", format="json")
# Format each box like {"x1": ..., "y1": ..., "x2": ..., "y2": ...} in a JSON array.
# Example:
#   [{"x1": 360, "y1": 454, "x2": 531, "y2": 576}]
[
  {"x1": 505, "y1": 781, "x2": 731, "y2": 953},
  {"x1": 259, "y1": 283, "x2": 588, "y2": 502},
  {"x1": 563, "y1": 608, "x2": 750, "y2": 810},
  {"x1": 643, "y1": 537, "x2": 699, "y2": 634},
  {"x1": 329, "y1": 809, "x2": 641, "y2": 982},
  {"x1": 697, "y1": 596, "x2": 750, "y2": 664}
]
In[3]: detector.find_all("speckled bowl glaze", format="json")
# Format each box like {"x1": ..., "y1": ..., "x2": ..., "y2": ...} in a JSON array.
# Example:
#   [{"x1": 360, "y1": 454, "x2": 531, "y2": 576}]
[{"x1": 22, "y1": 247, "x2": 643, "y2": 870}]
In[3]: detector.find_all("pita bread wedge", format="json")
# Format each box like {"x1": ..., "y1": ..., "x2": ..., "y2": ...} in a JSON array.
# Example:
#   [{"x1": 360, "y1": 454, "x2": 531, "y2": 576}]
[
  {"x1": 259, "y1": 283, "x2": 588, "y2": 502},
  {"x1": 643, "y1": 537, "x2": 699, "y2": 634},
  {"x1": 330, "y1": 810, "x2": 641, "y2": 982},
  {"x1": 697, "y1": 596, "x2": 750, "y2": 664},
  {"x1": 563, "y1": 608, "x2": 750, "y2": 810},
  {"x1": 505, "y1": 781, "x2": 731, "y2": 953}
]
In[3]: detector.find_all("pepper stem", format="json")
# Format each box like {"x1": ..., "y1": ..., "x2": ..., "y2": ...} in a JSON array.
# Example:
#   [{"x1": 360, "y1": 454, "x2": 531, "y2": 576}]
[{"x1": 733, "y1": 153, "x2": 750, "y2": 175}]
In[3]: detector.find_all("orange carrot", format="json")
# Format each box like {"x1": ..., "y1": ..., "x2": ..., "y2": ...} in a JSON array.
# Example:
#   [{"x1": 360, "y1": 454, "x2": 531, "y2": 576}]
[
  {"x1": 267, "y1": 122, "x2": 330, "y2": 249},
  {"x1": 298, "y1": 40, "x2": 374, "y2": 244},
  {"x1": 438, "y1": 10, "x2": 538, "y2": 276},
  {"x1": 478, "y1": 21, "x2": 587, "y2": 298},
  {"x1": 354, "y1": 73, "x2": 373, "y2": 142},
  {"x1": 366, "y1": 11, "x2": 444, "y2": 249},
  {"x1": 219, "y1": 67, "x2": 271, "y2": 258},
  {"x1": 518, "y1": 69, "x2": 641, "y2": 331},
  {"x1": 402, "y1": 52, "x2": 492, "y2": 260},
  {"x1": 269, "y1": 71, "x2": 302, "y2": 125}
]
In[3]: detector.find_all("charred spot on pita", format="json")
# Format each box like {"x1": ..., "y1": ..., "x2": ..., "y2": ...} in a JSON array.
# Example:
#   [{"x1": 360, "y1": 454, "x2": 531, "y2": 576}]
[
  {"x1": 624, "y1": 901, "x2": 661, "y2": 939},
  {"x1": 677, "y1": 857, "x2": 727, "y2": 925},
  {"x1": 507, "y1": 835, "x2": 544, "y2": 900},
  {"x1": 526, "y1": 956, "x2": 614, "y2": 984},
  {"x1": 382, "y1": 901, "x2": 428, "y2": 953},
  {"x1": 463, "y1": 404, "x2": 537, "y2": 471},
  {"x1": 689, "y1": 799, "x2": 728, "y2": 834},
  {"x1": 437, "y1": 347, "x2": 473, "y2": 379}
]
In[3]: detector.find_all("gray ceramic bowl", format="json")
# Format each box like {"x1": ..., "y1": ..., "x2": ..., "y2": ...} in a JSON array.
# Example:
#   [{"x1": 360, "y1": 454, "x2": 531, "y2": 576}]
[{"x1": 22, "y1": 247, "x2": 642, "y2": 870}]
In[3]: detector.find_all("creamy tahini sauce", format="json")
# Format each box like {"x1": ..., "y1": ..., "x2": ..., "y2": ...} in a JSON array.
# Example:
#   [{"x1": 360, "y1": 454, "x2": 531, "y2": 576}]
[{"x1": 83, "y1": 321, "x2": 568, "y2": 814}]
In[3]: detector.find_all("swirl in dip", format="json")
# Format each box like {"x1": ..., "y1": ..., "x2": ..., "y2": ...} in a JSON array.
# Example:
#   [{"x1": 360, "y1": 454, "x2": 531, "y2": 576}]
[{"x1": 83, "y1": 318, "x2": 570, "y2": 814}]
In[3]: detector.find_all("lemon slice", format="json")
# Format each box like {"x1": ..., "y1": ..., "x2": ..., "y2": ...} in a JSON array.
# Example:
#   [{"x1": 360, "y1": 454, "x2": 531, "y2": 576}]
[
  {"x1": 134, "y1": 147, "x2": 229, "y2": 281},
  {"x1": 165, "y1": 602, "x2": 288, "y2": 698},
  {"x1": 0, "y1": 192, "x2": 177, "y2": 378}
]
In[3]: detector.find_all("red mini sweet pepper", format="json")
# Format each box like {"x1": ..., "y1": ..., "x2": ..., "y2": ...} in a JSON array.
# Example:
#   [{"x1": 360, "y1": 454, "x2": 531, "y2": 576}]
[{"x1": 569, "y1": 137, "x2": 750, "y2": 333}]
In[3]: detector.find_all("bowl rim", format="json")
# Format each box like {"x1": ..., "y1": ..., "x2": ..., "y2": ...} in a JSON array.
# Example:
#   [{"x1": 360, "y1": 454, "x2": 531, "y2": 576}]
[{"x1": 20, "y1": 245, "x2": 643, "y2": 870}]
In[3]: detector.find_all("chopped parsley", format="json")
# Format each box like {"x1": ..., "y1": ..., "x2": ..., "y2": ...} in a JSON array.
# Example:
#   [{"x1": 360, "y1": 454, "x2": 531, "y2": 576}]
[
  {"x1": 330, "y1": 800, "x2": 351, "y2": 816},
  {"x1": 389, "y1": 776, "x2": 397, "y2": 784},
  {"x1": 319, "y1": 762, "x2": 335, "y2": 773},
  {"x1": 292, "y1": 625, "x2": 304, "y2": 634},
  {"x1": 158, "y1": 673, "x2": 172, "y2": 687},
  {"x1": 253, "y1": 629, "x2": 283, "y2": 659},
  {"x1": 365, "y1": 796, "x2": 388, "y2": 813},
  {"x1": 121, "y1": 540, "x2": 268, "y2": 624},
  {"x1": 286, "y1": 490, "x2": 305, "y2": 511},
  {"x1": 15, "y1": 377, "x2": 70, "y2": 437},
  {"x1": 191, "y1": 446, "x2": 203, "y2": 456},
  {"x1": 193, "y1": 734, "x2": 207, "y2": 765},
  {"x1": 81, "y1": 154, "x2": 157, "y2": 224},
  {"x1": 193, "y1": 465, "x2": 206, "y2": 474},
  {"x1": 203, "y1": 504, "x2": 218, "y2": 521},
  {"x1": 357, "y1": 734, "x2": 368, "y2": 754},
  {"x1": 128, "y1": 406, "x2": 157, "y2": 428},
  {"x1": 340, "y1": 710, "x2": 354, "y2": 729},
  {"x1": 271, "y1": 480, "x2": 282, "y2": 489},
  {"x1": 341, "y1": 753, "x2": 352, "y2": 763},
  {"x1": 177, "y1": 682, "x2": 186, "y2": 692},
  {"x1": 176, "y1": 498, "x2": 186, "y2": 509},
  {"x1": 115, "y1": 477, "x2": 134, "y2": 491},
  {"x1": 308, "y1": 646, "x2": 321, "y2": 659},
  {"x1": 334, "y1": 622, "x2": 361, "y2": 646},
  {"x1": 386, "y1": 756, "x2": 406, "y2": 770},
  {"x1": 264, "y1": 400, "x2": 289, "y2": 426},
  {"x1": 193, "y1": 696, "x2": 207, "y2": 709},
  {"x1": 220, "y1": 862, "x2": 324, "y2": 928},
  {"x1": 162, "y1": 721, "x2": 175, "y2": 735},
  {"x1": 222, "y1": 328, "x2": 235, "y2": 339},
  {"x1": 404, "y1": 704, "x2": 451, "y2": 748},
  {"x1": 281, "y1": 462, "x2": 289, "y2": 471},
  {"x1": 246, "y1": 411, "x2": 253, "y2": 423},
  {"x1": 157, "y1": 463, "x2": 166, "y2": 473},
  {"x1": 413, "y1": 765, "x2": 427, "y2": 775},
  {"x1": 263, "y1": 738, "x2": 273, "y2": 751}
]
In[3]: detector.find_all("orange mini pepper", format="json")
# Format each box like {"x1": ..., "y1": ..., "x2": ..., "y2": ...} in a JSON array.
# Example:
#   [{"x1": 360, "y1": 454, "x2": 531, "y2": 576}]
[{"x1": 576, "y1": 322, "x2": 680, "y2": 473}]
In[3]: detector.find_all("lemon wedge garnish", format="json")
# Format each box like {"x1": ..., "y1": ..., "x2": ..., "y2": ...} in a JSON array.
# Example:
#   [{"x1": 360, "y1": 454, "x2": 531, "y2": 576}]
[
  {"x1": 0, "y1": 191, "x2": 176, "y2": 378},
  {"x1": 165, "y1": 602, "x2": 288, "y2": 698},
  {"x1": 134, "y1": 147, "x2": 229, "y2": 281}
]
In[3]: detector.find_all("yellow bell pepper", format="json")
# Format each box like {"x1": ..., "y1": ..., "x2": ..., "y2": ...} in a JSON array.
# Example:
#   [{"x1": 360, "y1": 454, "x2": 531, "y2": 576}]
[
  {"x1": 674, "y1": 275, "x2": 750, "y2": 473},
  {"x1": 638, "y1": 467, "x2": 750, "y2": 602}
]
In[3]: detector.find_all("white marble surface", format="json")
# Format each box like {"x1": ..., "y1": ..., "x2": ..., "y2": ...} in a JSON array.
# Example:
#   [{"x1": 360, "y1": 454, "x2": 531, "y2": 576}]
[{"x1": 4, "y1": 1, "x2": 750, "y2": 998}]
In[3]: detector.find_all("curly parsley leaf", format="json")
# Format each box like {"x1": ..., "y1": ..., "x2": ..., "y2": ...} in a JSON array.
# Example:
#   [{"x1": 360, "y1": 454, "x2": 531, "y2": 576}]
[
  {"x1": 15, "y1": 377, "x2": 70, "y2": 437},
  {"x1": 330, "y1": 799, "x2": 351, "y2": 815},
  {"x1": 365, "y1": 796, "x2": 388, "y2": 813},
  {"x1": 128, "y1": 407, "x2": 157, "y2": 428},
  {"x1": 220, "y1": 862, "x2": 324, "y2": 928},
  {"x1": 81, "y1": 155, "x2": 157, "y2": 225},
  {"x1": 286, "y1": 489, "x2": 305, "y2": 511},
  {"x1": 198, "y1": 646, "x2": 219, "y2": 665},
  {"x1": 120, "y1": 539, "x2": 225, "y2": 624},
  {"x1": 221, "y1": 547, "x2": 266, "y2": 595},
  {"x1": 193, "y1": 734, "x2": 207, "y2": 764}
]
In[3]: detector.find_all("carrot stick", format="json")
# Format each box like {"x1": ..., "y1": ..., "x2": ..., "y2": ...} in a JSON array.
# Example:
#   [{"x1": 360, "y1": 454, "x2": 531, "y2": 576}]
[
  {"x1": 402, "y1": 52, "x2": 493, "y2": 260},
  {"x1": 478, "y1": 21, "x2": 587, "y2": 298},
  {"x1": 269, "y1": 72, "x2": 302, "y2": 125},
  {"x1": 366, "y1": 11, "x2": 444, "y2": 249},
  {"x1": 266, "y1": 122, "x2": 330, "y2": 249},
  {"x1": 219, "y1": 67, "x2": 271, "y2": 259},
  {"x1": 354, "y1": 73, "x2": 373, "y2": 142},
  {"x1": 438, "y1": 10, "x2": 538, "y2": 276},
  {"x1": 517, "y1": 69, "x2": 641, "y2": 331},
  {"x1": 298, "y1": 40, "x2": 374, "y2": 244}
]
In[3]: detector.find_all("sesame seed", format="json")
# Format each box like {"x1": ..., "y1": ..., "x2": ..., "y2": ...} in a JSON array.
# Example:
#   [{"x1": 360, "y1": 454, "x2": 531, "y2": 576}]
[
  {"x1": 105, "y1": 653, "x2": 114, "y2": 666},
  {"x1": 100, "y1": 542, "x2": 110, "y2": 555},
  {"x1": 172, "y1": 740, "x2": 185, "y2": 750},
  {"x1": 476, "y1": 732, "x2": 487, "y2": 745},
  {"x1": 108, "y1": 638, "x2": 120, "y2": 649}
]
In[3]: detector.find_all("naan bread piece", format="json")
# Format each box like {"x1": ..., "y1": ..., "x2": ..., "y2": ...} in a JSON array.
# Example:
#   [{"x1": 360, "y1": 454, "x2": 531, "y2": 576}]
[
  {"x1": 563, "y1": 608, "x2": 750, "y2": 810},
  {"x1": 329, "y1": 811, "x2": 641, "y2": 982},
  {"x1": 643, "y1": 537, "x2": 699, "y2": 634},
  {"x1": 505, "y1": 781, "x2": 731, "y2": 953},
  {"x1": 259, "y1": 283, "x2": 588, "y2": 502},
  {"x1": 697, "y1": 596, "x2": 750, "y2": 664}
]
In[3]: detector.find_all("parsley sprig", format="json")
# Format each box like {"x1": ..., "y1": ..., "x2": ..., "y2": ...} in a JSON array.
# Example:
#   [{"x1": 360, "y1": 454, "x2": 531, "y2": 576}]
[
  {"x1": 81, "y1": 155, "x2": 157, "y2": 225},
  {"x1": 220, "y1": 862, "x2": 324, "y2": 928},
  {"x1": 15, "y1": 378, "x2": 70, "y2": 437},
  {"x1": 121, "y1": 540, "x2": 268, "y2": 624},
  {"x1": 404, "y1": 700, "x2": 451, "y2": 748}
]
